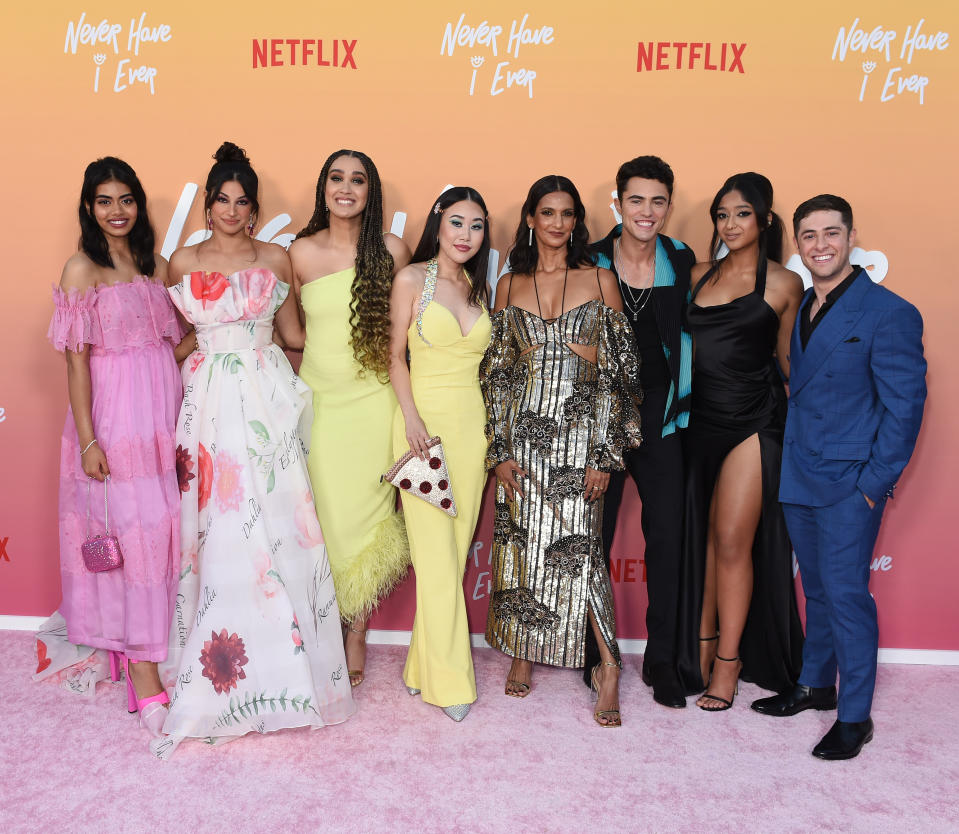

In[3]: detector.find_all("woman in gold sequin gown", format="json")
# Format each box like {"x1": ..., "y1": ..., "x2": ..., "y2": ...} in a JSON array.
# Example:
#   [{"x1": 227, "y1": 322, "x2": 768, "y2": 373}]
[{"x1": 481, "y1": 176, "x2": 642, "y2": 726}]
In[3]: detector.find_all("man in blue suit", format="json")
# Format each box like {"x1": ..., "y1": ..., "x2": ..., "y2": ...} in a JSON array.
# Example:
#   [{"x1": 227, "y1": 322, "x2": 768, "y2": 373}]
[{"x1": 751, "y1": 195, "x2": 926, "y2": 760}]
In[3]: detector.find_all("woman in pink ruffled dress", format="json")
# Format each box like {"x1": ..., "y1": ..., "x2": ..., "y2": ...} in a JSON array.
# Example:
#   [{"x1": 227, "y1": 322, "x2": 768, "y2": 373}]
[
  {"x1": 41, "y1": 157, "x2": 185, "y2": 735},
  {"x1": 154, "y1": 142, "x2": 354, "y2": 758}
]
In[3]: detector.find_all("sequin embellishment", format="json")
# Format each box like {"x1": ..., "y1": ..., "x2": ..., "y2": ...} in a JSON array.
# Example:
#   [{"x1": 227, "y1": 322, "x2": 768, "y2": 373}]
[
  {"x1": 415, "y1": 258, "x2": 439, "y2": 346},
  {"x1": 491, "y1": 588, "x2": 560, "y2": 631}
]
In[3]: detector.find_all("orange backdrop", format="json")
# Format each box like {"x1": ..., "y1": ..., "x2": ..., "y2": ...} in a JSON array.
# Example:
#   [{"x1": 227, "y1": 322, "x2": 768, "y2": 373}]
[{"x1": 1, "y1": 1, "x2": 956, "y2": 650}]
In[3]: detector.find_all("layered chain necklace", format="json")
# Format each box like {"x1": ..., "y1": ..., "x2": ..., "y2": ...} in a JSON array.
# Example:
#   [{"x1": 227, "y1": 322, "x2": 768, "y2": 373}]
[{"x1": 613, "y1": 238, "x2": 654, "y2": 321}]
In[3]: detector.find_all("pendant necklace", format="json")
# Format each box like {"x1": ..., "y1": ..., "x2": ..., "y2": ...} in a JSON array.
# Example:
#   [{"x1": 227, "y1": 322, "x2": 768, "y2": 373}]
[{"x1": 613, "y1": 239, "x2": 654, "y2": 321}]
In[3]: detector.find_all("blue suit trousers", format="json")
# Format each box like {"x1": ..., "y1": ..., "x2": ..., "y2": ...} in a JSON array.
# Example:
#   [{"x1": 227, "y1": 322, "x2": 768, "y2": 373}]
[{"x1": 783, "y1": 491, "x2": 886, "y2": 722}]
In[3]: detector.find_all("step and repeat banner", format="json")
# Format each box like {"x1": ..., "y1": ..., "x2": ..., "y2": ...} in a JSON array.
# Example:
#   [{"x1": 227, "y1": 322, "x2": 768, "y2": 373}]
[{"x1": 1, "y1": 2, "x2": 956, "y2": 651}]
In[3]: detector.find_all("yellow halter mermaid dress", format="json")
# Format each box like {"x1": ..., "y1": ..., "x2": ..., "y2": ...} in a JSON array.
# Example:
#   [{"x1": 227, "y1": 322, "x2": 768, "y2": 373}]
[
  {"x1": 392, "y1": 262, "x2": 492, "y2": 707},
  {"x1": 299, "y1": 268, "x2": 409, "y2": 620}
]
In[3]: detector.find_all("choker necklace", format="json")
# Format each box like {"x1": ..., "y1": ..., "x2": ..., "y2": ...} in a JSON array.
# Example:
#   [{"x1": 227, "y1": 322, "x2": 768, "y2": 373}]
[{"x1": 613, "y1": 239, "x2": 654, "y2": 321}]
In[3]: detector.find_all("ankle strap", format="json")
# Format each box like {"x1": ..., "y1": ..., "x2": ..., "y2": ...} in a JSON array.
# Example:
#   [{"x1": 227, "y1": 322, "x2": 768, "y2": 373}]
[
  {"x1": 138, "y1": 691, "x2": 170, "y2": 708},
  {"x1": 715, "y1": 655, "x2": 740, "y2": 663}
]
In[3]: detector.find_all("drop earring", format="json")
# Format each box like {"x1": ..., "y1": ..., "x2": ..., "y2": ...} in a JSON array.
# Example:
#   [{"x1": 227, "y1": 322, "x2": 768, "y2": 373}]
[
  {"x1": 528, "y1": 226, "x2": 533, "y2": 246},
  {"x1": 248, "y1": 215, "x2": 256, "y2": 237},
  {"x1": 206, "y1": 211, "x2": 212, "y2": 231}
]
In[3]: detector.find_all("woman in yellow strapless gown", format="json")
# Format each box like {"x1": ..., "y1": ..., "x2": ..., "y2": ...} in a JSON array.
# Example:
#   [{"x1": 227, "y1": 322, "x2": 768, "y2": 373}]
[
  {"x1": 388, "y1": 187, "x2": 492, "y2": 721},
  {"x1": 290, "y1": 150, "x2": 411, "y2": 686}
]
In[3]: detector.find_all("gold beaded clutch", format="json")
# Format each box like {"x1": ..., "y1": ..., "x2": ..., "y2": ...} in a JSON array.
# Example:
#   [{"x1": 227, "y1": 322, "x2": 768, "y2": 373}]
[{"x1": 382, "y1": 436, "x2": 457, "y2": 517}]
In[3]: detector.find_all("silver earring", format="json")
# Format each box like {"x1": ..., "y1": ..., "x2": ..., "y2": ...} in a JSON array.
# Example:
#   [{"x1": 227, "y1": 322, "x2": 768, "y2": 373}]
[{"x1": 528, "y1": 227, "x2": 533, "y2": 246}]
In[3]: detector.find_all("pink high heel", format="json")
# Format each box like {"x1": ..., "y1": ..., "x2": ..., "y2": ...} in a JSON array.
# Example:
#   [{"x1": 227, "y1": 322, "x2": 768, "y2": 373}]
[
  {"x1": 122, "y1": 656, "x2": 170, "y2": 737},
  {"x1": 108, "y1": 651, "x2": 121, "y2": 683}
]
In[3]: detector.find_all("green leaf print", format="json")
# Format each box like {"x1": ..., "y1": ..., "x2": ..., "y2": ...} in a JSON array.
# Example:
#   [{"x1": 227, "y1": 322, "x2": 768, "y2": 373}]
[
  {"x1": 213, "y1": 690, "x2": 320, "y2": 728},
  {"x1": 249, "y1": 420, "x2": 270, "y2": 444},
  {"x1": 266, "y1": 468, "x2": 276, "y2": 494}
]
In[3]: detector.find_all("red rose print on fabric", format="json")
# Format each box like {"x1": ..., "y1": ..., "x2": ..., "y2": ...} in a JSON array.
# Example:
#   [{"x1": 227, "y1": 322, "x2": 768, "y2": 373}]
[
  {"x1": 176, "y1": 444, "x2": 196, "y2": 494},
  {"x1": 197, "y1": 443, "x2": 213, "y2": 512},
  {"x1": 190, "y1": 271, "x2": 231, "y2": 309},
  {"x1": 36, "y1": 639, "x2": 51, "y2": 673},
  {"x1": 199, "y1": 629, "x2": 249, "y2": 695}
]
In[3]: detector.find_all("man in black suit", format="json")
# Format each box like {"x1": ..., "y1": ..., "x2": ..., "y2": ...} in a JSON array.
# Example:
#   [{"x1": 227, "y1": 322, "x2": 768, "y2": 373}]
[{"x1": 583, "y1": 156, "x2": 695, "y2": 708}]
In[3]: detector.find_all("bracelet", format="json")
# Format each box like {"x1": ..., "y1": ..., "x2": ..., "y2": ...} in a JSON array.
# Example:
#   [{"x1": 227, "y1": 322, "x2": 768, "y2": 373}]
[{"x1": 80, "y1": 439, "x2": 98, "y2": 456}]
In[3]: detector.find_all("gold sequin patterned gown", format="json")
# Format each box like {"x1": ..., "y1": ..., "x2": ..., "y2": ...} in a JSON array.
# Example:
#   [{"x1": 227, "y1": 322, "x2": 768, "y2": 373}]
[{"x1": 481, "y1": 298, "x2": 641, "y2": 668}]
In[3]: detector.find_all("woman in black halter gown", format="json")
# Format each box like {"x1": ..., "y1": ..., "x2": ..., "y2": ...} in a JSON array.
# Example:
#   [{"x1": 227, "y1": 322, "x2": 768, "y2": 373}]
[{"x1": 677, "y1": 173, "x2": 805, "y2": 709}]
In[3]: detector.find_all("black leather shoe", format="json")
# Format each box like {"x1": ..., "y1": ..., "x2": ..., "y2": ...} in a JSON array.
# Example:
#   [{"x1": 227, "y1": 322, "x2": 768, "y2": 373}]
[
  {"x1": 750, "y1": 684, "x2": 837, "y2": 716},
  {"x1": 812, "y1": 718, "x2": 874, "y2": 760},
  {"x1": 643, "y1": 663, "x2": 686, "y2": 709}
]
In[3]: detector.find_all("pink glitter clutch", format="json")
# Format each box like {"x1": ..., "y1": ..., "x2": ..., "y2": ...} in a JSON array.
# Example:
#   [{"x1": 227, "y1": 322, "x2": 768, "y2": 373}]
[
  {"x1": 382, "y1": 436, "x2": 457, "y2": 517},
  {"x1": 80, "y1": 479, "x2": 124, "y2": 572}
]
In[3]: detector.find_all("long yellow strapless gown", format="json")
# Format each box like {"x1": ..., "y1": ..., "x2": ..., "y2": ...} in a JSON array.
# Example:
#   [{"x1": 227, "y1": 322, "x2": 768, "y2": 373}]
[
  {"x1": 300, "y1": 268, "x2": 409, "y2": 620},
  {"x1": 392, "y1": 298, "x2": 492, "y2": 707}
]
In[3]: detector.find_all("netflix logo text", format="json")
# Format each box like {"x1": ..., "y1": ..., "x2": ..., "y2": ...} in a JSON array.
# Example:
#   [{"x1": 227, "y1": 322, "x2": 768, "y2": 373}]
[
  {"x1": 637, "y1": 41, "x2": 746, "y2": 73},
  {"x1": 610, "y1": 557, "x2": 646, "y2": 584},
  {"x1": 252, "y1": 39, "x2": 358, "y2": 69}
]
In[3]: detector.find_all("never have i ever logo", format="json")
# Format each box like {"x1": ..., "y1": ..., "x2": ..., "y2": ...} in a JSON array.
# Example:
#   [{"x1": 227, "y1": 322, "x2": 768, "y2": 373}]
[
  {"x1": 63, "y1": 11, "x2": 172, "y2": 95},
  {"x1": 440, "y1": 13, "x2": 555, "y2": 98},
  {"x1": 831, "y1": 16, "x2": 949, "y2": 105}
]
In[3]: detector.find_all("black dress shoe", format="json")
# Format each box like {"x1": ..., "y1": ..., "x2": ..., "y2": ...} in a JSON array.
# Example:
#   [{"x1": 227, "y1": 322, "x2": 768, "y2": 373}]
[
  {"x1": 643, "y1": 663, "x2": 686, "y2": 709},
  {"x1": 750, "y1": 684, "x2": 837, "y2": 716},
  {"x1": 812, "y1": 718, "x2": 874, "y2": 760}
]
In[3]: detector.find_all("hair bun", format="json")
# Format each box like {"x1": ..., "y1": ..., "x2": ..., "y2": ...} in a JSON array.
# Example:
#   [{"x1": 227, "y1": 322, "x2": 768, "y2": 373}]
[{"x1": 213, "y1": 141, "x2": 250, "y2": 165}]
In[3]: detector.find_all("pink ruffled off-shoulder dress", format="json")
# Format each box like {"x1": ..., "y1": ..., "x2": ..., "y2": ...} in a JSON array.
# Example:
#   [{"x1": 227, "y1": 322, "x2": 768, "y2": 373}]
[{"x1": 44, "y1": 277, "x2": 183, "y2": 673}]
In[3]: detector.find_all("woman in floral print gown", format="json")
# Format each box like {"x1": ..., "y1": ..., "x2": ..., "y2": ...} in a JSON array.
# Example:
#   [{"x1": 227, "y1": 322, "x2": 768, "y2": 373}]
[{"x1": 154, "y1": 143, "x2": 354, "y2": 757}]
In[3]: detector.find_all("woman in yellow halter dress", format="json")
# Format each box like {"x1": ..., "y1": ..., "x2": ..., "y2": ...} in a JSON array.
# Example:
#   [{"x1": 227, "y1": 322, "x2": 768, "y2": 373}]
[
  {"x1": 290, "y1": 150, "x2": 411, "y2": 686},
  {"x1": 388, "y1": 188, "x2": 492, "y2": 721}
]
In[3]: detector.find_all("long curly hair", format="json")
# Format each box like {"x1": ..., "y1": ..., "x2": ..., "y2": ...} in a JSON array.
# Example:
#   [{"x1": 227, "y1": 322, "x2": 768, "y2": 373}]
[
  {"x1": 78, "y1": 157, "x2": 156, "y2": 276},
  {"x1": 296, "y1": 150, "x2": 394, "y2": 380}
]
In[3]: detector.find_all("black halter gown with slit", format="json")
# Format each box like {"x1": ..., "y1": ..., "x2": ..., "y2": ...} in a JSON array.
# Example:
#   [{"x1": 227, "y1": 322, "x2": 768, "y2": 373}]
[{"x1": 676, "y1": 258, "x2": 803, "y2": 695}]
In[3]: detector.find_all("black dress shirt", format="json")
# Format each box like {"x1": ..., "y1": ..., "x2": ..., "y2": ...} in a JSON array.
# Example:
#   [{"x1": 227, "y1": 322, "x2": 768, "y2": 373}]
[{"x1": 800, "y1": 266, "x2": 863, "y2": 349}]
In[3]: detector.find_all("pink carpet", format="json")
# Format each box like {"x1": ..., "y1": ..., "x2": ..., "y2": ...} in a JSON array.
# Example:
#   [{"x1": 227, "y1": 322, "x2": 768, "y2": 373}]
[{"x1": 3, "y1": 629, "x2": 957, "y2": 833}]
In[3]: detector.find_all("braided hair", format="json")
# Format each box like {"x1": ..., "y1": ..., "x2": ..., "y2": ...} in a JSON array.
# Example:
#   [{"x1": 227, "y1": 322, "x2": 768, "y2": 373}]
[{"x1": 296, "y1": 150, "x2": 394, "y2": 380}]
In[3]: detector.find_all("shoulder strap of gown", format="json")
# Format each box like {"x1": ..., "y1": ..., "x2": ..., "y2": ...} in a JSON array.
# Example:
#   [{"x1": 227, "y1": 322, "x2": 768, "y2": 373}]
[
  {"x1": 595, "y1": 267, "x2": 605, "y2": 304},
  {"x1": 755, "y1": 255, "x2": 768, "y2": 298},
  {"x1": 690, "y1": 262, "x2": 720, "y2": 303},
  {"x1": 415, "y1": 259, "x2": 438, "y2": 346}
]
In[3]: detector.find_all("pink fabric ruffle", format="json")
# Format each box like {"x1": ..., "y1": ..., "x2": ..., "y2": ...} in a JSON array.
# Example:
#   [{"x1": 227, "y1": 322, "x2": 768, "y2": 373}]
[
  {"x1": 47, "y1": 285, "x2": 99, "y2": 352},
  {"x1": 48, "y1": 277, "x2": 183, "y2": 353}
]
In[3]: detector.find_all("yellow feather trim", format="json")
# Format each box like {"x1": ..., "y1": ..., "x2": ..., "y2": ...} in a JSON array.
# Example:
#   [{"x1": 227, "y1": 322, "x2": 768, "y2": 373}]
[{"x1": 328, "y1": 511, "x2": 410, "y2": 622}]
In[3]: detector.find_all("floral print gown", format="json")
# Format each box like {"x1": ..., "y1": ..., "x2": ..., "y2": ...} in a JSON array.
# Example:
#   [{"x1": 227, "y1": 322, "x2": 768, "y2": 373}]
[{"x1": 155, "y1": 268, "x2": 354, "y2": 757}]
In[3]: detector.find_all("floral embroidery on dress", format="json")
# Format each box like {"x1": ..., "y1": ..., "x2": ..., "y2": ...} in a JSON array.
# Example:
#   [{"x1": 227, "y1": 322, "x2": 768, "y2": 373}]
[
  {"x1": 512, "y1": 410, "x2": 557, "y2": 455},
  {"x1": 491, "y1": 588, "x2": 560, "y2": 631},
  {"x1": 200, "y1": 629, "x2": 249, "y2": 695},
  {"x1": 544, "y1": 534, "x2": 601, "y2": 576},
  {"x1": 543, "y1": 465, "x2": 585, "y2": 504},
  {"x1": 562, "y1": 381, "x2": 596, "y2": 423},
  {"x1": 493, "y1": 502, "x2": 527, "y2": 552}
]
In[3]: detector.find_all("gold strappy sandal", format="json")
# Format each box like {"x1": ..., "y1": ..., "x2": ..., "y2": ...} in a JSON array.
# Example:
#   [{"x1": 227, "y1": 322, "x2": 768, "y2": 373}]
[{"x1": 590, "y1": 661, "x2": 622, "y2": 728}]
